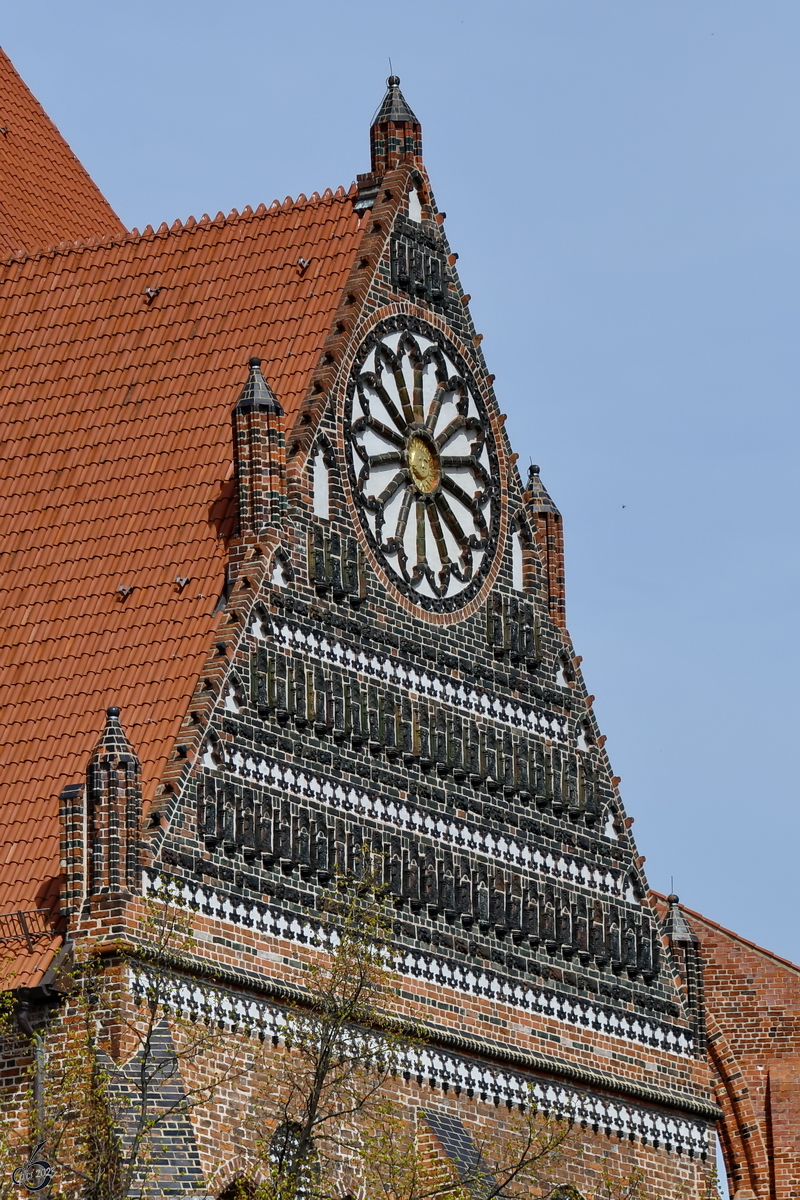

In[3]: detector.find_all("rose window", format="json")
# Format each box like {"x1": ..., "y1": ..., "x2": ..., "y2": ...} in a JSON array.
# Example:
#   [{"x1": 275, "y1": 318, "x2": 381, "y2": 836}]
[{"x1": 344, "y1": 321, "x2": 499, "y2": 610}]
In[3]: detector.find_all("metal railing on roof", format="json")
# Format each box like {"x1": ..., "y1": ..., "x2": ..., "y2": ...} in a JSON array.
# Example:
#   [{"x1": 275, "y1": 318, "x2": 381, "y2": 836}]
[{"x1": 0, "y1": 909, "x2": 54, "y2": 952}]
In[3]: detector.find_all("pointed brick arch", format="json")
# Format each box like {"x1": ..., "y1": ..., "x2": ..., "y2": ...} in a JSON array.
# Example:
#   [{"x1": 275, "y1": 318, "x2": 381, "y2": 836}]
[
  {"x1": 675, "y1": 900, "x2": 800, "y2": 1200},
  {"x1": 217, "y1": 1181, "x2": 256, "y2": 1200},
  {"x1": 706, "y1": 1013, "x2": 767, "y2": 1198}
]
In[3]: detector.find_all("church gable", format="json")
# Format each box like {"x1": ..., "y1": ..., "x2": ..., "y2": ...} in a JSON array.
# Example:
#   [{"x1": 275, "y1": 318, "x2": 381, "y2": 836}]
[
  {"x1": 135, "y1": 83, "x2": 706, "y2": 1122},
  {"x1": 0, "y1": 65, "x2": 721, "y2": 1193}
]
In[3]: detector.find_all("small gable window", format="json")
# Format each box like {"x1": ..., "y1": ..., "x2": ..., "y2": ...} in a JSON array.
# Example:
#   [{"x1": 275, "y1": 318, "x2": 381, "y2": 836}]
[
  {"x1": 555, "y1": 654, "x2": 575, "y2": 688},
  {"x1": 271, "y1": 555, "x2": 289, "y2": 587},
  {"x1": 576, "y1": 720, "x2": 594, "y2": 751},
  {"x1": 510, "y1": 514, "x2": 531, "y2": 593},
  {"x1": 311, "y1": 443, "x2": 330, "y2": 519},
  {"x1": 407, "y1": 188, "x2": 423, "y2": 222},
  {"x1": 269, "y1": 547, "x2": 293, "y2": 589},
  {"x1": 224, "y1": 675, "x2": 245, "y2": 714},
  {"x1": 512, "y1": 528, "x2": 525, "y2": 592}
]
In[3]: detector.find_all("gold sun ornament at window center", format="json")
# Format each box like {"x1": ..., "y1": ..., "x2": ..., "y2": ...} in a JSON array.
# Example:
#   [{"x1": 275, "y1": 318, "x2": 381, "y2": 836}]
[{"x1": 406, "y1": 433, "x2": 441, "y2": 494}]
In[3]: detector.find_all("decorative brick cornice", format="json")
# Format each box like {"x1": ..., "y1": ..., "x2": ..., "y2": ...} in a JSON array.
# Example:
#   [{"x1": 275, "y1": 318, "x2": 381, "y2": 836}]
[{"x1": 100, "y1": 935, "x2": 719, "y2": 1127}]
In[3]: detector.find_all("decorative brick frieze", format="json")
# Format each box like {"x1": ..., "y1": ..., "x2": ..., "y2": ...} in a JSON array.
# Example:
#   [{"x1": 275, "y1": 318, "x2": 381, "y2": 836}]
[
  {"x1": 188, "y1": 758, "x2": 663, "y2": 989},
  {"x1": 389, "y1": 212, "x2": 448, "y2": 308},
  {"x1": 128, "y1": 959, "x2": 710, "y2": 1158},
  {"x1": 251, "y1": 612, "x2": 571, "y2": 744},
  {"x1": 142, "y1": 871, "x2": 684, "y2": 1058},
  {"x1": 306, "y1": 525, "x2": 366, "y2": 603},
  {"x1": 197, "y1": 743, "x2": 629, "y2": 904}
]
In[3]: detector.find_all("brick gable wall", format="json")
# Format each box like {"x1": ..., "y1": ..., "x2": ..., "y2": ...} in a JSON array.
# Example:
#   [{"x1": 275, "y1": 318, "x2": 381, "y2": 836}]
[
  {"x1": 0, "y1": 87, "x2": 724, "y2": 1195},
  {"x1": 96, "y1": 162, "x2": 718, "y2": 1190}
]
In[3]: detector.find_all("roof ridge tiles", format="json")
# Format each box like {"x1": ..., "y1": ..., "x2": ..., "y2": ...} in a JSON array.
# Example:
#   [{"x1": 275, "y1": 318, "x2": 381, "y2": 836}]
[{"x1": 0, "y1": 186, "x2": 352, "y2": 274}]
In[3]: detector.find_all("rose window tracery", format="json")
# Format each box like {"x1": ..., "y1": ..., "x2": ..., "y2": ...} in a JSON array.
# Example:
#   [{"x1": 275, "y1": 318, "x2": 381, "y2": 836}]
[{"x1": 344, "y1": 319, "x2": 499, "y2": 610}]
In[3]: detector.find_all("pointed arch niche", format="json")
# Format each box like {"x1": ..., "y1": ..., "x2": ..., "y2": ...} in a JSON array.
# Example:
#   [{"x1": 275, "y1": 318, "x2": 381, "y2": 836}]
[
  {"x1": 269, "y1": 545, "x2": 294, "y2": 588},
  {"x1": 510, "y1": 512, "x2": 534, "y2": 594},
  {"x1": 310, "y1": 438, "x2": 335, "y2": 520},
  {"x1": 217, "y1": 1181, "x2": 256, "y2": 1200}
]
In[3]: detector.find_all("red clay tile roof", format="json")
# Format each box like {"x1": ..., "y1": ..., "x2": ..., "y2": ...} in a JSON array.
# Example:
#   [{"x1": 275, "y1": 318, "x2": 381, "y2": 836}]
[
  {"x1": 0, "y1": 191, "x2": 364, "y2": 925},
  {"x1": 0, "y1": 47, "x2": 126, "y2": 255},
  {"x1": 0, "y1": 906, "x2": 63, "y2": 990}
]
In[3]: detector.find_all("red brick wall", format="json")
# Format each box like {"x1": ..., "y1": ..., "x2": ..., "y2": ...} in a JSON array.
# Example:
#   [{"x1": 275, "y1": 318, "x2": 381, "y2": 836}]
[{"x1": 686, "y1": 907, "x2": 800, "y2": 1200}]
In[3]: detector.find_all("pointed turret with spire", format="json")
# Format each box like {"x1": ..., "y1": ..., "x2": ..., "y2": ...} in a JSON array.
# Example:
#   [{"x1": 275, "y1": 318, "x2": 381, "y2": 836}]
[
  {"x1": 60, "y1": 707, "x2": 143, "y2": 915},
  {"x1": 370, "y1": 76, "x2": 423, "y2": 176},
  {"x1": 232, "y1": 356, "x2": 286, "y2": 546},
  {"x1": 665, "y1": 894, "x2": 706, "y2": 1050},
  {"x1": 86, "y1": 706, "x2": 142, "y2": 898},
  {"x1": 522, "y1": 464, "x2": 567, "y2": 629}
]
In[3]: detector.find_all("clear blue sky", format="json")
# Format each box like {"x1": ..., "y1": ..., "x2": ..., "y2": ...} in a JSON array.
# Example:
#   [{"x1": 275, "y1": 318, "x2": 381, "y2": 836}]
[{"x1": 4, "y1": 1, "x2": 799, "y2": 961}]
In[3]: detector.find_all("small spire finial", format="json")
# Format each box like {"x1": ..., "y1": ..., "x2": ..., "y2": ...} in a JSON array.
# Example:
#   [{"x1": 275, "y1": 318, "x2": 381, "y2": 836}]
[
  {"x1": 369, "y1": 76, "x2": 422, "y2": 175},
  {"x1": 664, "y1": 894, "x2": 698, "y2": 945},
  {"x1": 235, "y1": 357, "x2": 283, "y2": 416},
  {"x1": 91, "y1": 704, "x2": 138, "y2": 765}
]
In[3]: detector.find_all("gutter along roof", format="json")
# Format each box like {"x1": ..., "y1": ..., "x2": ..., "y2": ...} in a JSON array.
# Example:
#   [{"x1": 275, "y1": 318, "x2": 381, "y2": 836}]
[{"x1": 0, "y1": 191, "x2": 364, "y2": 928}]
